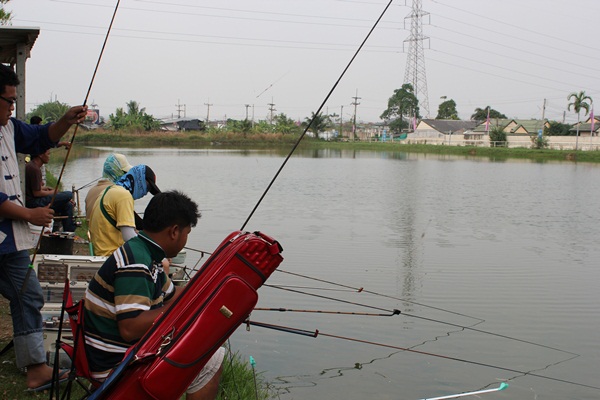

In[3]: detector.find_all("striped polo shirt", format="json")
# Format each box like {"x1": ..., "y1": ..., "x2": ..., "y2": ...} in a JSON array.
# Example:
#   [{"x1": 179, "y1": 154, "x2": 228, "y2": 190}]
[{"x1": 83, "y1": 232, "x2": 175, "y2": 377}]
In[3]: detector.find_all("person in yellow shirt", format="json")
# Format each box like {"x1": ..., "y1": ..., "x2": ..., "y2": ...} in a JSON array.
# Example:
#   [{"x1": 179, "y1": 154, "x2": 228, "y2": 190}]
[
  {"x1": 88, "y1": 165, "x2": 160, "y2": 256},
  {"x1": 84, "y1": 153, "x2": 133, "y2": 221}
]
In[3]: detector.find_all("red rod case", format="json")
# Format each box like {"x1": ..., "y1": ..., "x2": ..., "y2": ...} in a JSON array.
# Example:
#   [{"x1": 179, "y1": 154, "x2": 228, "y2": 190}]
[{"x1": 91, "y1": 230, "x2": 283, "y2": 399}]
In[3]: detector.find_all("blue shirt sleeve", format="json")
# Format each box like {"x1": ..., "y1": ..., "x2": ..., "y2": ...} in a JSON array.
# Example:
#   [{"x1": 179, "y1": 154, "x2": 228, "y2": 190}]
[{"x1": 11, "y1": 118, "x2": 58, "y2": 155}]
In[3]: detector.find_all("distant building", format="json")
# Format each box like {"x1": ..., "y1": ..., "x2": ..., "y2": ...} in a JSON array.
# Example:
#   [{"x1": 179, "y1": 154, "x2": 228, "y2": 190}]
[
  {"x1": 414, "y1": 119, "x2": 478, "y2": 138},
  {"x1": 160, "y1": 118, "x2": 205, "y2": 132}
]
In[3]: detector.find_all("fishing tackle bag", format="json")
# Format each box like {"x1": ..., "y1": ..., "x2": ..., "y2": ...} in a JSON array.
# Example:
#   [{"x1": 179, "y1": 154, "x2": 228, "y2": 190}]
[{"x1": 91, "y1": 230, "x2": 283, "y2": 400}]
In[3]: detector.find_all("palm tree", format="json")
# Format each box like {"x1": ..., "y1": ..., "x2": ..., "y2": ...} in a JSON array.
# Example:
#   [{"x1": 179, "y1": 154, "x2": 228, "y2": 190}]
[
  {"x1": 304, "y1": 112, "x2": 330, "y2": 140},
  {"x1": 568, "y1": 91, "x2": 592, "y2": 151}
]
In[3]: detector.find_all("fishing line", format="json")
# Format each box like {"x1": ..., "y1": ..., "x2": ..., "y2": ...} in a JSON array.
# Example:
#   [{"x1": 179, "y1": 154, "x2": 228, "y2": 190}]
[
  {"x1": 266, "y1": 284, "x2": 579, "y2": 357},
  {"x1": 239, "y1": 0, "x2": 394, "y2": 231},
  {"x1": 277, "y1": 269, "x2": 485, "y2": 322},
  {"x1": 75, "y1": 176, "x2": 101, "y2": 191},
  {"x1": 29, "y1": 0, "x2": 121, "y2": 266},
  {"x1": 246, "y1": 320, "x2": 599, "y2": 391},
  {"x1": 22, "y1": 0, "x2": 121, "y2": 295},
  {"x1": 266, "y1": 284, "x2": 363, "y2": 294}
]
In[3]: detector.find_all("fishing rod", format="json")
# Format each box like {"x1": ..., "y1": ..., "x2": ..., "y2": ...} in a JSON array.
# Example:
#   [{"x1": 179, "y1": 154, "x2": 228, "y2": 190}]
[
  {"x1": 21, "y1": 0, "x2": 121, "y2": 295},
  {"x1": 277, "y1": 269, "x2": 485, "y2": 322},
  {"x1": 239, "y1": 0, "x2": 394, "y2": 231},
  {"x1": 265, "y1": 284, "x2": 579, "y2": 357},
  {"x1": 245, "y1": 319, "x2": 599, "y2": 391},
  {"x1": 254, "y1": 307, "x2": 401, "y2": 317}
]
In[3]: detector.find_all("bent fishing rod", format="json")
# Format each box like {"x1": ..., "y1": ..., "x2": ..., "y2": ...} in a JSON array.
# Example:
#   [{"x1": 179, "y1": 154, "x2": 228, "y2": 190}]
[
  {"x1": 22, "y1": 0, "x2": 121, "y2": 291},
  {"x1": 244, "y1": 319, "x2": 599, "y2": 391},
  {"x1": 240, "y1": 0, "x2": 394, "y2": 231}
]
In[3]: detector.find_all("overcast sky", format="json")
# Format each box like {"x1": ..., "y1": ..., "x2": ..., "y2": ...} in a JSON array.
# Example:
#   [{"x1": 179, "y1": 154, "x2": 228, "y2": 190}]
[{"x1": 7, "y1": 0, "x2": 600, "y2": 124}]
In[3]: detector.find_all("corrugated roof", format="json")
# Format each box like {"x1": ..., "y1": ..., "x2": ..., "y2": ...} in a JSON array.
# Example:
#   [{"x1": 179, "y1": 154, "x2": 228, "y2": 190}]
[
  {"x1": 417, "y1": 119, "x2": 478, "y2": 134},
  {"x1": 0, "y1": 26, "x2": 39, "y2": 64}
]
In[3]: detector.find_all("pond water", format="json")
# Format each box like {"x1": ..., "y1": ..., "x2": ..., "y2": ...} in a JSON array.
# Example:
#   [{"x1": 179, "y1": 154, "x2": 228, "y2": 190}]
[{"x1": 53, "y1": 146, "x2": 600, "y2": 399}]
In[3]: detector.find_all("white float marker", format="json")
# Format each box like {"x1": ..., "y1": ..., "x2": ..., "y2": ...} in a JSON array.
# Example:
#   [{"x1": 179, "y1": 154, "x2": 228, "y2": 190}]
[{"x1": 420, "y1": 382, "x2": 509, "y2": 400}]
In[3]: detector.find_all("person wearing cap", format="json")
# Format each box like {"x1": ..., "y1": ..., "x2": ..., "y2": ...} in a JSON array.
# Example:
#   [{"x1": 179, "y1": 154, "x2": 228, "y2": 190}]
[
  {"x1": 0, "y1": 63, "x2": 87, "y2": 390},
  {"x1": 84, "y1": 153, "x2": 133, "y2": 221},
  {"x1": 25, "y1": 149, "x2": 77, "y2": 232},
  {"x1": 88, "y1": 164, "x2": 160, "y2": 256}
]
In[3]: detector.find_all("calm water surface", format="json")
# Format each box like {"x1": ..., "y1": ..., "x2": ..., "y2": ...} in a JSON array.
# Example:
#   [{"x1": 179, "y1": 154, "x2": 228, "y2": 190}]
[{"x1": 54, "y1": 146, "x2": 600, "y2": 399}]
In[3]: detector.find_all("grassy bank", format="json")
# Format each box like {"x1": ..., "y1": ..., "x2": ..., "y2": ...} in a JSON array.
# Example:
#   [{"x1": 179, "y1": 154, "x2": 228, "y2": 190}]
[
  {"x1": 0, "y1": 330, "x2": 274, "y2": 399},
  {"x1": 73, "y1": 128, "x2": 600, "y2": 163}
]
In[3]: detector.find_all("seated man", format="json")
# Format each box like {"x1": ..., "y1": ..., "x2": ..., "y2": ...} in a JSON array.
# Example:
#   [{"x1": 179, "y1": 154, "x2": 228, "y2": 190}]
[
  {"x1": 83, "y1": 191, "x2": 224, "y2": 399},
  {"x1": 88, "y1": 164, "x2": 160, "y2": 256},
  {"x1": 84, "y1": 153, "x2": 132, "y2": 221},
  {"x1": 25, "y1": 149, "x2": 76, "y2": 232}
]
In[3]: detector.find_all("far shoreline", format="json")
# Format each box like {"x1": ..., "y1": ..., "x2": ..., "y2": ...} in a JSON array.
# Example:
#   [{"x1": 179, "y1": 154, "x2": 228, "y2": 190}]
[{"x1": 72, "y1": 129, "x2": 600, "y2": 164}]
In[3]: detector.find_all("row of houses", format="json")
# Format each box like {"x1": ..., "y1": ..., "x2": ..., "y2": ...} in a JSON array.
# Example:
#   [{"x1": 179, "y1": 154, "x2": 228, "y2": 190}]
[{"x1": 355, "y1": 116, "x2": 599, "y2": 150}]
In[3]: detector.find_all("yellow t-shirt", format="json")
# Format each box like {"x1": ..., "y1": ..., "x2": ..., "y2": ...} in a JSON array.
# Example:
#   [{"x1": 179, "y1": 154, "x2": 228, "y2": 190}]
[
  {"x1": 88, "y1": 185, "x2": 135, "y2": 256},
  {"x1": 84, "y1": 179, "x2": 111, "y2": 221}
]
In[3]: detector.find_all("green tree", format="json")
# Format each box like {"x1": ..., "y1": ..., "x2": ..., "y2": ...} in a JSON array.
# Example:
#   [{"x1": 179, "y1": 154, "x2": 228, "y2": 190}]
[
  {"x1": 303, "y1": 112, "x2": 330, "y2": 139},
  {"x1": 488, "y1": 126, "x2": 507, "y2": 147},
  {"x1": 545, "y1": 121, "x2": 571, "y2": 136},
  {"x1": 471, "y1": 106, "x2": 507, "y2": 121},
  {"x1": 108, "y1": 100, "x2": 160, "y2": 131},
  {"x1": 567, "y1": 90, "x2": 592, "y2": 150},
  {"x1": 273, "y1": 113, "x2": 300, "y2": 134},
  {"x1": 0, "y1": 0, "x2": 12, "y2": 25},
  {"x1": 436, "y1": 99, "x2": 459, "y2": 120},
  {"x1": 27, "y1": 101, "x2": 70, "y2": 123},
  {"x1": 380, "y1": 83, "x2": 420, "y2": 134}
]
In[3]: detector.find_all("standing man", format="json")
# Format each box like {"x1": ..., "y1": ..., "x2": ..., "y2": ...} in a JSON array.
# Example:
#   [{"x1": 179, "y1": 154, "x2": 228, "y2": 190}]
[
  {"x1": 84, "y1": 191, "x2": 224, "y2": 399},
  {"x1": 0, "y1": 63, "x2": 87, "y2": 390}
]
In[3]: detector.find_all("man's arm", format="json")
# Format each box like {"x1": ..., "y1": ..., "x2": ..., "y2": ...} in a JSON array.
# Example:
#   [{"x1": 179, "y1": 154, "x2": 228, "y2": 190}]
[
  {"x1": 117, "y1": 308, "x2": 166, "y2": 342},
  {"x1": 32, "y1": 187, "x2": 54, "y2": 197},
  {"x1": 48, "y1": 106, "x2": 88, "y2": 142},
  {"x1": 117, "y1": 286, "x2": 182, "y2": 342},
  {"x1": 0, "y1": 198, "x2": 54, "y2": 226}
]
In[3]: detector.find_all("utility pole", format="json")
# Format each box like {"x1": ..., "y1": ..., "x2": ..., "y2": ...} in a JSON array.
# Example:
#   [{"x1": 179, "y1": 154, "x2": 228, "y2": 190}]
[
  {"x1": 351, "y1": 90, "x2": 361, "y2": 142},
  {"x1": 204, "y1": 100, "x2": 213, "y2": 123},
  {"x1": 175, "y1": 99, "x2": 185, "y2": 119},
  {"x1": 245, "y1": 104, "x2": 250, "y2": 120},
  {"x1": 539, "y1": 98, "x2": 546, "y2": 146},
  {"x1": 268, "y1": 99, "x2": 276, "y2": 125},
  {"x1": 340, "y1": 105, "x2": 344, "y2": 139}
]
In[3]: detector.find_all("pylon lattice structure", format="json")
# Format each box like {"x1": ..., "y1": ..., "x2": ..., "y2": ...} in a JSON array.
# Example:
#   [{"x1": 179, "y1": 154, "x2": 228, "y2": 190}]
[{"x1": 403, "y1": 0, "x2": 430, "y2": 118}]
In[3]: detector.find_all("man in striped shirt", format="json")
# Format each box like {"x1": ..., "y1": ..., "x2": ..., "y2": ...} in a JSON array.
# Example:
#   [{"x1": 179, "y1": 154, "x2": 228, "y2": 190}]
[{"x1": 83, "y1": 191, "x2": 224, "y2": 399}]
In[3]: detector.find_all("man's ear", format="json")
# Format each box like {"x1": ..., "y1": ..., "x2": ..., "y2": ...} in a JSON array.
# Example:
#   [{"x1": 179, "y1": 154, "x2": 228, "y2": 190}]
[{"x1": 168, "y1": 224, "x2": 179, "y2": 239}]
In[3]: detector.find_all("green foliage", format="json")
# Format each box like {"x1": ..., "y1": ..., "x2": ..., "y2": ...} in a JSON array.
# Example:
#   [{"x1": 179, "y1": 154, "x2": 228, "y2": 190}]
[
  {"x1": 436, "y1": 99, "x2": 459, "y2": 120},
  {"x1": 531, "y1": 134, "x2": 549, "y2": 149},
  {"x1": 489, "y1": 126, "x2": 507, "y2": 147},
  {"x1": 545, "y1": 120, "x2": 571, "y2": 136},
  {"x1": 108, "y1": 100, "x2": 160, "y2": 131},
  {"x1": 27, "y1": 101, "x2": 70, "y2": 123},
  {"x1": 302, "y1": 112, "x2": 331, "y2": 139},
  {"x1": 0, "y1": 0, "x2": 12, "y2": 25},
  {"x1": 218, "y1": 351, "x2": 276, "y2": 400},
  {"x1": 380, "y1": 83, "x2": 420, "y2": 133},
  {"x1": 273, "y1": 113, "x2": 301, "y2": 134},
  {"x1": 471, "y1": 106, "x2": 507, "y2": 121}
]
